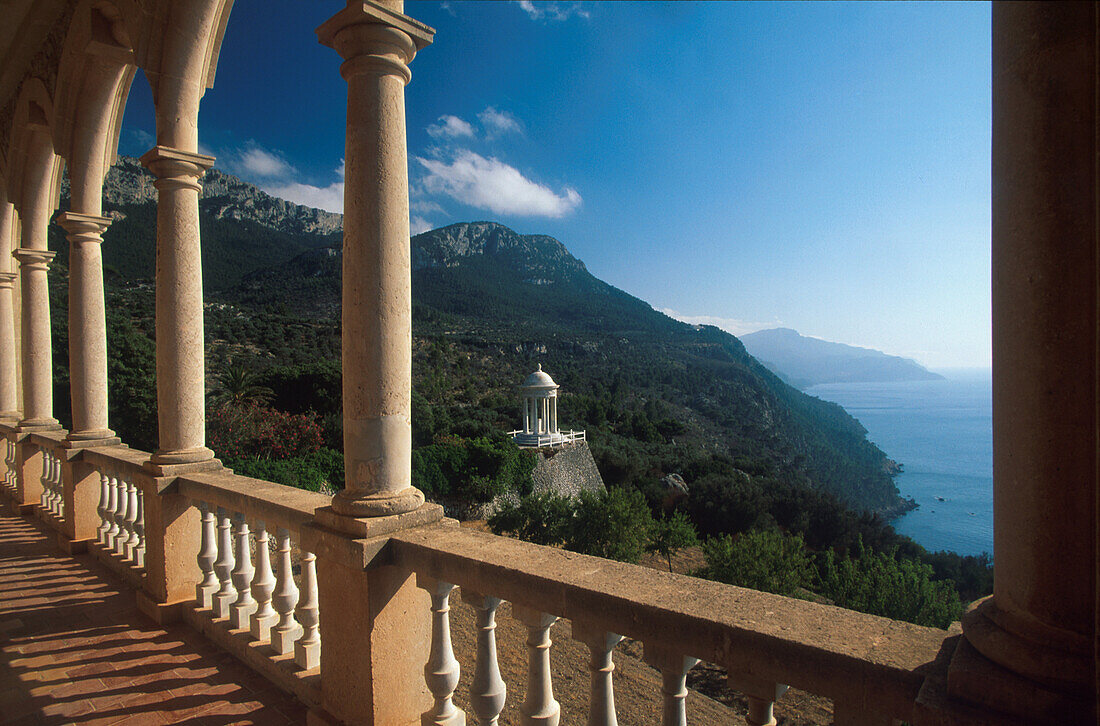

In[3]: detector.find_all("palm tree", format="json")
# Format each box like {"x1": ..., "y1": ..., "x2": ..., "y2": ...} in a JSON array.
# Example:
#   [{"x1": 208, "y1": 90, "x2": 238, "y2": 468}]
[{"x1": 209, "y1": 364, "x2": 273, "y2": 407}]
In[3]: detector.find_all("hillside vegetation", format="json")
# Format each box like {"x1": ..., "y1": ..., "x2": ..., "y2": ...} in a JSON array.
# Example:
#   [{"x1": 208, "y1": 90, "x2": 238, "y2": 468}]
[{"x1": 41, "y1": 159, "x2": 990, "y2": 628}]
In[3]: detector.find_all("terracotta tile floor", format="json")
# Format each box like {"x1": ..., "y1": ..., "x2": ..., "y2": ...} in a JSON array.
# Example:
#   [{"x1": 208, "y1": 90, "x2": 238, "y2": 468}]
[{"x1": 0, "y1": 512, "x2": 308, "y2": 725}]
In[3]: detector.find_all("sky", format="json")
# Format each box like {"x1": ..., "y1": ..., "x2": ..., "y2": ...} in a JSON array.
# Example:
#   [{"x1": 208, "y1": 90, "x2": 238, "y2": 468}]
[{"x1": 117, "y1": 1, "x2": 992, "y2": 369}]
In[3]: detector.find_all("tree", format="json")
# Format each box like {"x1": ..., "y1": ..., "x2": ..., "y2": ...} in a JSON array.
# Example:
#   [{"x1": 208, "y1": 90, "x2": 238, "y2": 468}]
[
  {"x1": 815, "y1": 539, "x2": 964, "y2": 629},
  {"x1": 568, "y1": 488, "x2": 656, "y2": 564},
  {"x1": 699, "y1": 529, "x2": 813, "y2": 597},
  {"x1": 209, "y1": 364, "x2": 273, "y2": 407},
  {"x1": 647, "y1": 510, "x2": 699, "y2": 572}
]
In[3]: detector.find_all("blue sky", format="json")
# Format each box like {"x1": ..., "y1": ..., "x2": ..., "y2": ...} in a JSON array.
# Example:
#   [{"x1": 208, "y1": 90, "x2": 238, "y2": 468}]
[{"x1": 118, "y1": 1, "x2": 992, "y2": 368}]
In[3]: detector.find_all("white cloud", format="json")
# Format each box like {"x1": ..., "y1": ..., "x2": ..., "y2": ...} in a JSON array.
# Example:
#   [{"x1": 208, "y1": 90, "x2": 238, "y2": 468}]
[
  {"x1": 130, "y1": 128, "x2": 154, "y2": 148},
  {"x1": 660, "y1": 309, "x2": 778, "y2": 338},
  {"x1": 238, "y1": 144, "x2": 296, "y2": 178},
  {"x1": 517, "y1": 1, "x2": 590, "y2": 22},
  {"x1": 411, "y1": 216, "x2": 434, "y2": 235},
  {"x1": 412, "y1": 199, "x2": 447, "y2": 215},
  {"x1": 478, "y1": 107, "x2": 523, "y2": 137},
  {"x1": 417, "y1": 149, "x2": 581, "y2": 218},
  {"x1": 263, "y1": 180, "x2": 344, "y2": 214},
  {"x1": 427, "y1": 115, "x2": 475, "y2": 140}
]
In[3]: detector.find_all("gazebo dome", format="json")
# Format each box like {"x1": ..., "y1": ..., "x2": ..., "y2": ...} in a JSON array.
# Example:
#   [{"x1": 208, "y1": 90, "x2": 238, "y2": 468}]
[
  {"x1": 521, "y1": 364, "x2": 558, "y2": 390},
  {"x1": 511, "y1": 364, "x2": 584, "y2": 448}
]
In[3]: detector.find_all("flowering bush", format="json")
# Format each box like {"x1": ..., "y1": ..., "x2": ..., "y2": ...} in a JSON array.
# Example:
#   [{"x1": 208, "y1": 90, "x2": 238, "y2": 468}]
[{"x1": 207, "y1": 400, "x2": 323, "y2": 461}]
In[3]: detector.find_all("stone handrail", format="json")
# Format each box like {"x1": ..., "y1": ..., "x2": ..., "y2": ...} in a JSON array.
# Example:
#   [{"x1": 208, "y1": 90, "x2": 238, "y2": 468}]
[{"x1": 389, "y1": 521, "x2": 952, "y2": 725}]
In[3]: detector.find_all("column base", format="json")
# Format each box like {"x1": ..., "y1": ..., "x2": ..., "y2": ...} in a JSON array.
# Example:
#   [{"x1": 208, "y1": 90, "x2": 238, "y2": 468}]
[
  {"x1": 945, "y1": 633, "x2": 1093, "y2": 724},
  {"x1": 143, "y1": 454, "x2": 222, "y2": 477},
  {"x1": 313, "y1": 502, "x2": 443, "y2": 539},
  {"x1": 331, "y1": 485, "x2": 425, "y2": 517},
  {"x1": 64, "y1": 429, "x2": 119, "y2": 448},
  {"x1": 15, "y1": 418, "x2": 61, "y2": 432},
  {"x1": 960, "y1": 596, "x2": 1092, "y2": 694}
]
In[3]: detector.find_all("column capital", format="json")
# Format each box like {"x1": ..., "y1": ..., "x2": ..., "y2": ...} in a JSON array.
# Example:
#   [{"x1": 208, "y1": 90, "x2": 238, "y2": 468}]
[
  {"x1": 0, "y1": 272, "x2": 16, "y2": 291},
  {"x1": 317, "y1": 2, "x2": 434, "y2": 80},
  {"x1": 139, "y1": 146, "x2": 215, "y2": 192},
  {"x1": 13, "y1": 248, "x2": 56, "y2": 272},
  {"x1": 56, "y1": 212, "x2": 112, "y2": 244}
]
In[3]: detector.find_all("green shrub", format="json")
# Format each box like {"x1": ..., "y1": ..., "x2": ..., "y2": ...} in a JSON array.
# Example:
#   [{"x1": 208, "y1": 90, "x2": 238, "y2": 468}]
[
  {"x1": 569, "y1": 488, "x2": 656, "y2": 563},
  {"x1": 699, "y1": 529, "x2": 813, "y2": 597},
  {"x1": 226, "y1": 447, "x2": 344, "y2": 492},
  {"x1": 815, "y1": 539, "x2": 963, "y2": 628},
  {"x1": 412, "y1": 434, "x2": 535, "y2": 503},
  {"x1": 488, "y1": 490, "x2": 575, "y2": 546}
]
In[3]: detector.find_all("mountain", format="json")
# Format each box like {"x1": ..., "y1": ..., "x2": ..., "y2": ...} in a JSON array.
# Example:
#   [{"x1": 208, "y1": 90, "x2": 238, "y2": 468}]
[
  {"x1": 54, "y1": 157, "x2": 341, "y2": 290},
  {"x1": 52, "y1": 160, "x2": 912, "y2": 516},
  {"x1": 739, "y1": 328, "x2": 944, "y2": 388},
  {"x1": 220, "y1": 221, "x2": 909, "y2": 514}
]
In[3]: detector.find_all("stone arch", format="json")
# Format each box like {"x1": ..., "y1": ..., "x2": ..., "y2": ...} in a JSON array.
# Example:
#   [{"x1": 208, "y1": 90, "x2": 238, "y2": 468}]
[
  {"x1": 54, "y1": 0, "x2": 140, "y2": 213},
  {"x1": 141, "y1": 0, "x2": 234, "y2": 150},
  {"x1": 7, "y1": 77, "x2": 63, "y2": 226}
]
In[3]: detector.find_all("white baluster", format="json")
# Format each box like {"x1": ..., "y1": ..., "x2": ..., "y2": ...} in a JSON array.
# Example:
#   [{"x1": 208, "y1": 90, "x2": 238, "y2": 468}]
[
  {"x1": 229, "y1": 513, "x2": 257, "y2": 629},
  {"x1": 419, "y1": 577, "x2": 464, "y2": 726},
  {"x1": 195, "y1": 501, "x2": 219, "y2": 608},
  {"x1": 249, "y1": 520, "x2": 277, "y2": 641},
  {"x1": 52, "y1": 453, "x2": 63, "y2": 517},
  {"x1": 270, "y1": 528, "x2": 302, "y2": 655},
  {"x1": 132, "y1": 489, "x2": 145, "y2": 568},
  {"x1": 212, "y1": 506, "x2": 237, "y2": 619},
  {"x1": 113, "y1": 476, "x2": 130, "y2": 556},
  {"x1": 643, "y1": 645, "x2": 700, "y2": 726},
  {"x1": 572, "y1": 624, "x2": 624, "y2": 726},
  {"x1": 96, "y1": 472, "x2": 111, "y2": 543},
  {"x1": 294, "y1": 550, "x2": 320, "y2": 670},
  {"x1": 513, "y1": 605, "x2": 560, "y2": 726},
  {"x1": 123, "y1": 480, "x2": 140, "y2": 561},
  {"x1": 461, "y1": 590, "x2": 506, "y2": 726},
  {"x1": 103, "y1": 473, "x2": 120, "y2": 548},
  {"x1": 38, "y1": 451, "x2": 49, "y2": 512}
]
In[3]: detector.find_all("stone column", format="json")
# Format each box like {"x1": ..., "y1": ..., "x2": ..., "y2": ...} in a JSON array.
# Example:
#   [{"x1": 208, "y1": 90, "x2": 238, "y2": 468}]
[
  {"x1": 139, "y1": 146, "x2": 216, "y2": 470},
  {"x1": 14, "y1": 248, "x2": 58, "y2": 430},
  {"x1": 0, "y1": 201, "x2": 18, "y2": 420},
  {"x1": 57, "y1": 213, "x2": 115, "y2": 443},
  {"x1": 948, "y1": 3, "x2": 1097, "y2": 721},
  {"x1": 319, "y1": 0, "x2": 434, "y2": 518}
]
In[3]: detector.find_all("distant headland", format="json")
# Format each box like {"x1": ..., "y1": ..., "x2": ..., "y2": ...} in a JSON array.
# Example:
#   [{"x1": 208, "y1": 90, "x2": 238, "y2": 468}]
[{"x1": 739, "y1": 328, "x2": 944, "y2": 388}]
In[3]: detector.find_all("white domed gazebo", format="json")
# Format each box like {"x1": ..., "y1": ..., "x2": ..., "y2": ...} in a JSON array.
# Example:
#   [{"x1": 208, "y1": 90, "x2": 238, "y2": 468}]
[{"x1": 511, "y1": 364, "x2": 585, "y2": 448}]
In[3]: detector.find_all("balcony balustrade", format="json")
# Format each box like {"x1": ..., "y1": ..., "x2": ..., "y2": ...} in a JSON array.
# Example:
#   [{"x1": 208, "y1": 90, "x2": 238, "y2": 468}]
[{"x1": 0, "y1": 420, "x2": 1027, "y2": 725}]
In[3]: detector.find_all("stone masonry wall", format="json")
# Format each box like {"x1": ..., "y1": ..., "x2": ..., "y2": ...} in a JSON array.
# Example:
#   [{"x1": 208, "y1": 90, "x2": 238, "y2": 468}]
[{"x1": 530, "y1": 441, "x2": 605, "y2": 497}]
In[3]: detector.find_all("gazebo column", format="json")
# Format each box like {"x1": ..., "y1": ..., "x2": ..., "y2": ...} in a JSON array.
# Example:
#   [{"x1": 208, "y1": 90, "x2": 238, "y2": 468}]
[{"x1": 946, "y1": 4, "x2": 1097, "y2": 722}]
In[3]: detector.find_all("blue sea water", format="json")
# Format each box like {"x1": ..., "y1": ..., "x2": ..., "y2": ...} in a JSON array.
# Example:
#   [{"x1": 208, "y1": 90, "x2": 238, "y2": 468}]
[{"x1": 807, "y1": 369, "x2": 993, "y2": 557}]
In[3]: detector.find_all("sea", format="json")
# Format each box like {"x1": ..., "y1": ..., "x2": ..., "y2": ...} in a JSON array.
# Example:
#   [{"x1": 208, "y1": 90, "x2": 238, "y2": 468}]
[{"x1": 807, "y1": 369, "x2": 993, "y2": 557}]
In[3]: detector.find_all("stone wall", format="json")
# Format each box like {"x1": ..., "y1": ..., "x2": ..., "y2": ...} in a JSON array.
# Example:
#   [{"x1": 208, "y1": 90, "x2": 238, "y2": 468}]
[{"x1": 530, "y1": 441, "x2": 605, "y2": 498}]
